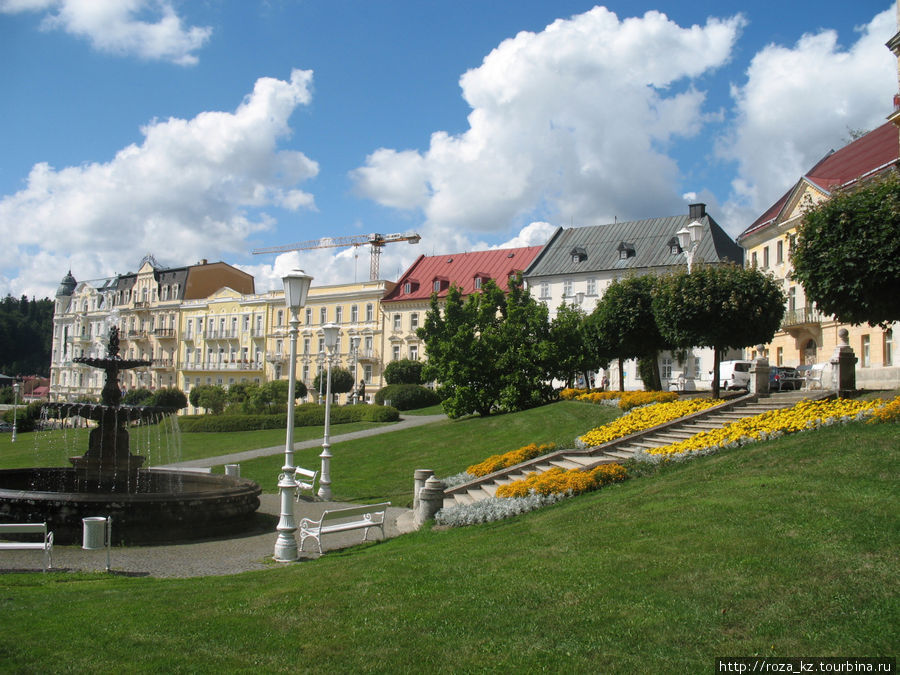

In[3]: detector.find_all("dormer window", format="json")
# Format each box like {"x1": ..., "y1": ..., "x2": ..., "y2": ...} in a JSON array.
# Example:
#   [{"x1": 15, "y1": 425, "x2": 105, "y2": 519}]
[
  {"x1": 667, "y1": 237, "x2": 683, "y2": 256},
  {"x1": 433, "y1": 280, "x2": 441, "y2": 293},
  {"x1": 474, "y1": 277, "x2": 482, "y2": 290},
  {"x1": 617, "y1": 242, "x2": 636, "y2": 260},
  {"x1": 570, "y1": 246, "x2": 587, "y2": 263},
  {"x1": 473, "y1": 274, "x2": 490, "y2": 290},
  {"x1": 404, "y1": 282, "x2": 411, "y2": 294}
]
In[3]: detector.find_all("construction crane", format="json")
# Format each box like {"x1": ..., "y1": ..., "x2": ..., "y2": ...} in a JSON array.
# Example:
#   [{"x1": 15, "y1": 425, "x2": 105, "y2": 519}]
[{"x1": 252, "y1": 231, "x2": 421, "y2": 281}]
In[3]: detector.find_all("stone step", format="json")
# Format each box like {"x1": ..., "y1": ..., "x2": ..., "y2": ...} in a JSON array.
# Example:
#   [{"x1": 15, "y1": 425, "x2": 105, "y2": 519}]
[
  {"x1": 602, "y1": 449, "x2": 634, "y2": 460},
  {"x1": 477, "y1": 484, "x2": 498, "y2": 499},
  {"x1": 550, "y1": 459, "x2": 584, "y2": 470},
  {"x1": 562, "y1": 455, "x2": 596, "y2": 467},
  {"x1": 450, "y1": 492, "x2": 473, "y2": 506}
]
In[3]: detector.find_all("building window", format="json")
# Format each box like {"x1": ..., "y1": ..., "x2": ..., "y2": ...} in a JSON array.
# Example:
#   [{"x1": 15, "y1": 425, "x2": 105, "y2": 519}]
[
  {"x1": 751, "y1": 251, "x2": 758, "y2": 268},
  {"x1": 404, "y1": 282, "x2": 411, "y2": 294},
  {"x1": 763, "y1": 246, "x2": 769, "y2": 268},
  {"x1": 393, "y1": 313, "x2": 401, "y2": 331},
  {"x1": 540, "y1": 282, "x2": 550, "y2": 299},
  {"x1": 788, "y1": 287, "x2": 796, "y2": 312},
  {"x1": 861, "y1": 335, "x2": 870, "y2": 367},
  {"x1": 776, "y1": 346, "x2": 783, "y2": 366},
  {"x1": 661, "y1": 358, "x2": 672, "y2": 379},
  {"x1": 243, "y1": 315, "x2": 249, "y2": 331},
  {"x1": 336, "y1": 306, "x2": 343, "y2": 324},
  {"x1": 586, "y1": 278, "x2": 597, "y2": 296},
  {"x1": 409, "y1": 344, "x2": 419, "y2": 360},
  {"x1": 363, "y1": 364, "x2": 372, "y2": 383},
  {"x1": 776, "y1": 240, "x2": 784, "y2": 264},
  {"x1": 474, "y1": 277, "x2": 482, "y2": 290},
  {"x1": 351, "y1": 305, "x2": 358, "y2": 323},
  {"x1": 277, "y1": 310, "x2": 284, "y2": 327},
  {"x1": 392, "y1": 345, "x2": 400, "y2": 361},
  {"x1": 366, "y1": 304, "x2": 374, "y2": 322},
  {"x1": 410, "y1": 312, "x2": 419, "y2": 330},
  {"x1": 304, "y1": 308, "x2": 311, "y2": 325},
  {"x1": 884, "y1": 329, "x2": 893, "y2": 367},
  {"x1": 318, "y1": 337, "x2": 325, "y2": 353},
  {"x1": 433, "y1": 280, "x2": 441, "y2": 293},
  {"x1": 303, "y1": 337, "x2": 310, "y2": 354},
  {"x1": 320, "y1": 307, "x2": 327, "y2": 324}
]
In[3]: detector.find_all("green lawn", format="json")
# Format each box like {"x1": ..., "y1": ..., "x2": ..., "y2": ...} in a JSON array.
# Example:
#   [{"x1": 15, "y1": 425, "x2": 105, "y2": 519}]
[{"x1": 0, "y1": 418, "x2": 896, "y2": 672}]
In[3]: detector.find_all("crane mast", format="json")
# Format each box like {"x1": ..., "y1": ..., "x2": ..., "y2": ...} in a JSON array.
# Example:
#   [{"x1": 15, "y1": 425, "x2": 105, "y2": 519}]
[{"x1": 251, "y1": 232, "x2": 421, "y2": 280}]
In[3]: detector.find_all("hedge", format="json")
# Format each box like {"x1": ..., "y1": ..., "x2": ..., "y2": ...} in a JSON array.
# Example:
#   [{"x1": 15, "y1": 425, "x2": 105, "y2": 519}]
[
  {"x1": 179, "y1": 403, "x2": 399, "y2": 432},
  {"x1": 374, "y1": 384, "x2": 441, "y2": 410}
]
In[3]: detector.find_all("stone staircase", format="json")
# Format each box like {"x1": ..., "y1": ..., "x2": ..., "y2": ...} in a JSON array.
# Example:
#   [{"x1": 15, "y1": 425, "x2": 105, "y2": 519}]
[{"x1": 442, "y1": 390, "x2": 825, "y2": 510}]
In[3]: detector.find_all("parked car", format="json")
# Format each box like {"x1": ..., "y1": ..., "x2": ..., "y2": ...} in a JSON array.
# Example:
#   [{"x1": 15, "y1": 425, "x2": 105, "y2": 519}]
[
  {"x1": 715, "y1": 360, "x2": 752, "y2": 390},
  {"x1": 770, "y1": 366, "x2": 801, "y2": 391},
  {"x1": 0, "y1": 422, "x2": 13, "y2": 432}
]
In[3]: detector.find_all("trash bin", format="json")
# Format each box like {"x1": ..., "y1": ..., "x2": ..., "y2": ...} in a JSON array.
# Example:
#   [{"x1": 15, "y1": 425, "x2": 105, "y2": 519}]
[{"x1": 82, "y1": 517, "x2": 107, "y2": 550}]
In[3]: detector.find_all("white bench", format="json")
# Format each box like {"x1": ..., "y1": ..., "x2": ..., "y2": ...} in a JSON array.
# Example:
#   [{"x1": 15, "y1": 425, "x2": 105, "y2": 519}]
[
  {"x1": 804, "y1": 363, "x2": 828, "y2": 390},
  {"x1": 293, "y1": 467, "x2": 320, "y2": 501},
  {"x1": 0, "y1": 523, "x2": 54, "y2": 571},
  {"x1": 299, "y1": 502, "x2": 391, "y2": 554}
]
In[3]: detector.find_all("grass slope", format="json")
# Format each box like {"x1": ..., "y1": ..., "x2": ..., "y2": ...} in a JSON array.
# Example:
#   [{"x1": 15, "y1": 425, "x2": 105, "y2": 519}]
[{"x1": 0, "y1": 420, "x2": 896, "y2": 672}]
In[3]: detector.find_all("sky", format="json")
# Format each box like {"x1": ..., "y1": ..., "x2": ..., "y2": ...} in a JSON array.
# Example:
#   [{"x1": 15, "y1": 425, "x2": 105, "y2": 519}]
[{"x1": 0, "y1": 0, "x2": 896, "y2": 298}]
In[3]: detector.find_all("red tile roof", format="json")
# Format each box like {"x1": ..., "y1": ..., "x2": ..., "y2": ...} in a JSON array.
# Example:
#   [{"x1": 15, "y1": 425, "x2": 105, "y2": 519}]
[
  {"x1": 740, "y1": 121, "x2": 899, "y2": 240},
  {"x1": 382, "y1": 246, "x2": 544, "y2": 303}
]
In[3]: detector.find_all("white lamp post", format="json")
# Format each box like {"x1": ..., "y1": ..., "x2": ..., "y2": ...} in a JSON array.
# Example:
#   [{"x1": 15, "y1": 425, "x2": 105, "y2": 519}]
[
  {"x1": 351, "y1": 336, "x2": 360, "y2": 404},
  {"x1": 318, "y1": 323, "x2": 341, "y2": 500},
  {"x1": 273, "y1": 269, "x2": 313, "y2": 563},
  {"x1": 11, "y1": 381, "x2": 19, "y2": 443},
  {"x1": 676, "y1": 220, "x2": 704, "y2": 273}
]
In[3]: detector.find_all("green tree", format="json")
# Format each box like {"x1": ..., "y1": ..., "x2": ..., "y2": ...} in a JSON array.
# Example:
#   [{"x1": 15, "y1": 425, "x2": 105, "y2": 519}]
[
  {"x1": 122, "y1": 387, "x2": 154, "y2": 406},
  {"x1": 313, "y1": 368, "x2": 353, "y2": 399},
  {"x1": 0, "y1": 294, "x2": 54, "y2": 377},
  {"x1": 588, "y1": 275, "x2": 669, "y2": 391},
  {"x1": 383, "y1": 359, "x2": 425, "y2": 385},
  {"x1": 418, "y1": 278, "x2": 554, "y2": 418},
  {"x1": 652, "y1": 264, "x2": 785, "y2": 398},
  {"x1": 249, "y1": 379, "x2": 307, "y2": 412},
  {"x1": 190, "y1": 384, "x2": 227, "y2": 415},
  {"x1": 148, "y1": 387, "x2": 188, "y2": 410},
  {"x1": 792, "y1": 171, "x2": 900, "y2": 326}
]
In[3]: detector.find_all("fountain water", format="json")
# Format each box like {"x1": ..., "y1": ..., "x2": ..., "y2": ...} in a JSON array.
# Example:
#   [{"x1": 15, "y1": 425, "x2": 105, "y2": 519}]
[{"x1": 0, "y1": 327, "x2": 262, "y2": 544}]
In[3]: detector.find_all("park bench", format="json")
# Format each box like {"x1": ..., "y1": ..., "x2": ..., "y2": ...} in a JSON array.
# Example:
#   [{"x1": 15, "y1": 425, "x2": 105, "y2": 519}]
[
  {"x1": 299, "y1": 502, "x2": 391, "y2": 554},
  {"x1": 293, "y1": 467, "x2": 320, "y2": 501},
  {"x1": 0, "y1": 522, "x2": 54, "y2": 571},
  {"x1": 803, "y1": 363, "x2": 828, "y2": 390}
]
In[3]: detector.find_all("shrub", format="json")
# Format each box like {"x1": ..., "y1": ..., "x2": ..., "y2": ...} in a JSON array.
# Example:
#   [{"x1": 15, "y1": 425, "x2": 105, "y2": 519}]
[
  {"x1": 374, "y1": 384, "x2": 440, "y2": 410},
  {"x1": 148, "y1": 387, "x2": 188, "y2": 410},
  {"x1": 122, "y1": 388, "x2": 154, "y2": 405},
  {"x1": 383, "y1": 359, "x2": 425, "y2": 385},
  {"x1": 436, "y1": 492, "x2": 567, "y2": 527},
  {"x1": 2, "y1": 401, "x2": 45, "y2": 432},
  {"x1": 178, "y1": 403, "x2": 399, "y2": 432}
]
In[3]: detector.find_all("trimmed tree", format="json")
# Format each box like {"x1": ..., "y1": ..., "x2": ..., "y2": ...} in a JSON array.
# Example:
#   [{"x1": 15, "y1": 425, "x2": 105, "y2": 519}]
[
  {"x1": 792, "y1": 171, "x2": 900, "y2": 326},
  {"x1": 313, "y1": 367, "x2": 354, "y2": 400},
  {"x1": 652, "y1": 264, "x2": 785, "y2": 398},
  {"x1": 588, "y1": 275, "x2": 669, "y2": 391},
  {"x1": 383, "y1": 359, "x2": 425, "y2": 385}
]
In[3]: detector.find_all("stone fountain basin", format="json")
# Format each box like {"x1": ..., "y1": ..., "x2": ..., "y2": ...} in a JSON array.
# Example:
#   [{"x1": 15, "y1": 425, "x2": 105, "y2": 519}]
[
  {"x1": 43, "y1": 402, "x2": 172, "y2": 423},
  {"x1": 0, "y1": 468, "x2": 262, "y2": 544}
]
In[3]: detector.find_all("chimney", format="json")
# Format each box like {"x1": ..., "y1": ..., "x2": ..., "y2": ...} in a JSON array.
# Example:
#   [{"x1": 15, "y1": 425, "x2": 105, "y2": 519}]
[{"x1": 689, "y1": 203, "x2": 706, "y2": 220}]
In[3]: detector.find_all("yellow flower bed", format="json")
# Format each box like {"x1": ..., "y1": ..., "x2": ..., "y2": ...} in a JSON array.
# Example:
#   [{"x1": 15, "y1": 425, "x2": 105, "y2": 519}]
[
  {"x1": 645, "y1": 396, "x2": 894, "y2": 457},
  {"x1": 868, "y1": 396, "x2": 900, "y2": 424},
  {"x1": 575, "y1": 390, "x2": 678, "y2": 410},
  {"x1": 496, "y1": 463, "x2": 627, "y2": 498},
  {"x1": 467, "y1": 442, "x2": 557, "y2": 477},
  {"x1": 560, "y1": 388, "x2": 587, "y2": 400},
  {"x1": 578, "y1": 398, "x2": 721, "y2": 447}
]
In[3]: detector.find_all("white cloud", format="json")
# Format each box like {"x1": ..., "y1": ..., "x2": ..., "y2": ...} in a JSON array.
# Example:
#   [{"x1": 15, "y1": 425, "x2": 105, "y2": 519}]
[
  {"x1": 0, "y1": 0, "x2": 211, "y2": 65},
  {"x1": 0, "y1": 69, "x2": 318, "y2": 297},
  {"x1": 719, "y1": 7, "x2": 896, "y2": 219},
  {"x1": 352, "y1": 7, "x2": 744, "y2": 234}
]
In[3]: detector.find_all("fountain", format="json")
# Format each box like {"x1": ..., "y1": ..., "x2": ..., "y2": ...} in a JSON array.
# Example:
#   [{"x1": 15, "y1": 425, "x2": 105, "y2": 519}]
[{"x1": 0, "y1": 327, "x2": 262, "y2": 544}]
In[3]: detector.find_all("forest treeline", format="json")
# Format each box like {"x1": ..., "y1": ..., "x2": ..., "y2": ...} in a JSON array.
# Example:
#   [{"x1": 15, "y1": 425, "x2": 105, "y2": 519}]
[{"x1": 0, "y1": 295, "x2": 54, "y2": 376}]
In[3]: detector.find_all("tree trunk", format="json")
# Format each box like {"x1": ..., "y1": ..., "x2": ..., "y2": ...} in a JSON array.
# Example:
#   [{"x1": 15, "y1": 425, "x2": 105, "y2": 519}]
[
  {"x1": 712, "y1": 348, "x2": 721, "y2": 399},
  {"x1": 618, "y1": 359, "x2": 624, "y2": 392}
]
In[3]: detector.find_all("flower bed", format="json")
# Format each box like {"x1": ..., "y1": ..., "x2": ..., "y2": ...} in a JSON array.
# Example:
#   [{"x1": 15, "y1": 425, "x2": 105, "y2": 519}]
[
  {"x1": 639, "y1": 396, "x2": 896, "y2": 460},
  {"x1": 495, "y1": 464, "x2": 627, "y2": 498},
  {"x1": 578, "y1": 398, "x2": 722, "y2": 447},
  {"x1": 562, "y1": 389, "x2": 679, "y2": 410},
  {"x1": 467, "y1": 442, "x2": 556, "y2": 477}
]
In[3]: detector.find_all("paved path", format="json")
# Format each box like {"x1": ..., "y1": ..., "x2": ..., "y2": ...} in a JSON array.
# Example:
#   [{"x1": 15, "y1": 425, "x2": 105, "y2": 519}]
[
  {"x1": 0, "y1": 412, "x2": 444, "y2": 578},
  {"x1": 158, "y1": 412, "x2": 446, "y2": 470}
]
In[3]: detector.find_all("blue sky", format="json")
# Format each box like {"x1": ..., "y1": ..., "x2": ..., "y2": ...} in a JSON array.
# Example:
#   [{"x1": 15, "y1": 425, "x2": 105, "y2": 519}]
[{"x1": 0, "y1": 0, "x2": 895, "y2": 298}]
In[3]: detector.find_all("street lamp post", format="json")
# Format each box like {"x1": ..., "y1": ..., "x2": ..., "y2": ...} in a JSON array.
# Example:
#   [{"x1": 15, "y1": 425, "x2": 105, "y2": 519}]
[
  {"x1": 318, "y1": 323, "x2": 340, "y2": 500},
  {"x1": 11, "y1": 381, "x2": 19, "y2": 443},
  {"x1": 273, "y1": 269, "x2": 313, "y2": 563},
  {"x1": 676, "y1": 219, "x2": 704, "y2": 273},
  {"x1": 351, "y1": 336, "x2": 360, "y2": 404}
]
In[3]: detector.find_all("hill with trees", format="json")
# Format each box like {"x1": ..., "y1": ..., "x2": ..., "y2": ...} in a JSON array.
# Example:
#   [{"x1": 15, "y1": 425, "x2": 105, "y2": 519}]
[{"x1": 0, "y1": 295, "x2": 53, "y2": 377}]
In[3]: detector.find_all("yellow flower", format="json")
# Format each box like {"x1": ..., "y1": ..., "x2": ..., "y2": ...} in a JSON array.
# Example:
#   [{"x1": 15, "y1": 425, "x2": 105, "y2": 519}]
[
  {"x1": 496, "y1": 463, "x2": 627, "y2": 498},
  {"x1": 578, "y1": 398, "x2": 721, "y2": 447}
]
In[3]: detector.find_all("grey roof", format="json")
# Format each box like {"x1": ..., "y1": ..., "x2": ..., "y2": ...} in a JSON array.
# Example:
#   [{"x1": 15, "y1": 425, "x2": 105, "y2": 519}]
[{"x1": 524, "y1": 212, "x2": 743, "y2": 278}]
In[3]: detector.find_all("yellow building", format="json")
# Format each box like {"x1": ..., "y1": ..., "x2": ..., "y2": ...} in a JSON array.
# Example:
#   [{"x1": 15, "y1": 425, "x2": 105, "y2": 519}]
[
  {"x1": 737, "y1": 123, "x2": 899, "y2": 387},
  {"x1": 265, "y1": 280, "x2": 396, "y2": 404}
]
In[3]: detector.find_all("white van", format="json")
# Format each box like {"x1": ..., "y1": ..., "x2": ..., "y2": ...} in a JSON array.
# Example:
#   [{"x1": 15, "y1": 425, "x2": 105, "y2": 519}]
[{"x1": 715, "y1": 360, "x2": 752, "y2": 390}]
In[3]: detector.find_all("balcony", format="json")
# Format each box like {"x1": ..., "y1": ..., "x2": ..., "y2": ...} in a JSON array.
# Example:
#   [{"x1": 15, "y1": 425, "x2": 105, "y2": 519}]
[
  {"x1": 204, "y1": 329, "x2": 240, "y2": 340},
  {"x1": 357, "y1": 349, "x2": 380, "y2": 363},
  {"x1": 123, "y1": 330, "x2": 149, "y2": 340},
  {"x1": 182, "y1": 360, "x2": 263, "y2": 372},
  {"x1": 266, "y1": 352, "x2": 288, "y2": 363},
  {"x1": 150, "y1": 359, "x2": 174, "y2": 370},
  {"x1": 132, "y1": 301, "x2": 150, "y2": 310},
  {"x1": 782, "y1": 307, "x2": 826, "y2": 330},
  {"x1": 153, "y1": 328, "x2": 176, "y2": 339}
]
